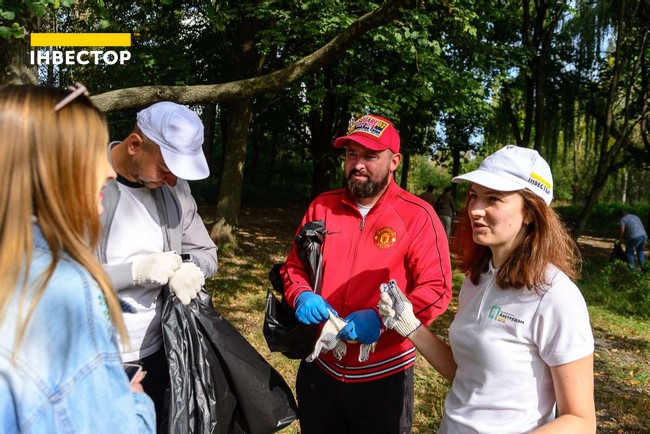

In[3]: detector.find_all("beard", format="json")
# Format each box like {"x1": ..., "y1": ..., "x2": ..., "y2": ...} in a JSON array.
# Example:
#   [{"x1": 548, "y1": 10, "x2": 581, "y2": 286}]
[{"x1": 345, "y1": 169, "x2": 390, "y2": 199}]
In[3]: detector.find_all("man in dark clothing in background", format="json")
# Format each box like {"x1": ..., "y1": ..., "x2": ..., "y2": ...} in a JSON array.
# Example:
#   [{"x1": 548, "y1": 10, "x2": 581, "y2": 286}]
[
  {"x1": 435, "y1": 186, "x2": 456, "y2": 237},
  {"x1": 618, "y1": 211, "x2": 648, "y2": 269}
]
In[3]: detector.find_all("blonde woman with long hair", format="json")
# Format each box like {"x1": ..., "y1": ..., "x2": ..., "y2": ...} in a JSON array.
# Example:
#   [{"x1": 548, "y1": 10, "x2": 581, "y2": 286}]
[{"x1": 0, "y1": 84, "x2": 155, "y2": 432}]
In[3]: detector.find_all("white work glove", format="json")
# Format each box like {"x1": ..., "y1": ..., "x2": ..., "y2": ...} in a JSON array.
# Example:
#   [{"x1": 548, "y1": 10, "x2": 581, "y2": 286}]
[
  {"x1": 358, "y1": 343, "x2": 376, "y2": 363},
  {"x1": 378, "y1": 279, "x2": 421, "y2": 338},
  {"x1": 306, "y1": 310, "x2": 348, "y2": 362},
  {"x1": 132, "y1": 252, "x2": 182, "y2": 285},
  {"x1": 168, "y1": 262, "x2": 205, "y2": 305},
  {"x1": 306, "y1": 311, "x2": 378, "y2": 363}
]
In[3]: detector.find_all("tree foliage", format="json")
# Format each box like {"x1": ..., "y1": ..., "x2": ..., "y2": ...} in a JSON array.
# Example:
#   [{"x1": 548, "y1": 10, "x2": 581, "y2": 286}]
[{"x1": 2, "y1": 0, "x2": 648, "y2": 242}]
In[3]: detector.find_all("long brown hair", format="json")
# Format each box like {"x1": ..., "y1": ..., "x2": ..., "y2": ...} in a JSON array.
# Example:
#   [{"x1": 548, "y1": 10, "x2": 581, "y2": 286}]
[
  {"x1": 0, "y1": 84, "x2": 127, "y2": 353},
  {"x1": 453, "y1": 188, "x2": 580, "y2": 291}
]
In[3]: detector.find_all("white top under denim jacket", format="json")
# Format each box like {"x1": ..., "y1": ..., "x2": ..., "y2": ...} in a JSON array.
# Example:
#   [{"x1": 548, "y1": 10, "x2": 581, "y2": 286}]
[{"x1": 0, "y1": 224, "x2": 155, "y2": 433}]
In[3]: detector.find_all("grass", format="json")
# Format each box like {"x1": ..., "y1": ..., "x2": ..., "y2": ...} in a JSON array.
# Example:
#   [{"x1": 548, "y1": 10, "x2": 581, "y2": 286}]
[
  {"x1": 206, "y1": 205, "x2": 650, "y2": 433},
  {"x1": 589, "y1": 305, "x2": 650, "y2": 433}
]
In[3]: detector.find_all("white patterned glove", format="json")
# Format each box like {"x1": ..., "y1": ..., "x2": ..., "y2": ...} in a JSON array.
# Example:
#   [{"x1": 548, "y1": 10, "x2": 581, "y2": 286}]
[
  {"x1": 379, "y1": 279, "x2": 421, "y2": 337},
  {"x1": 306, "y1": 310, "x2": 348, "y2": 362},
  {"x1": 358, "y1": 343, "x2": 376, "y2": 363},
  {"x1": 132, "y1": 252, "x2": 182, "y2": 285},
  {"x1": 168, "y1": 262, "x2": 205, "y2": 305}
]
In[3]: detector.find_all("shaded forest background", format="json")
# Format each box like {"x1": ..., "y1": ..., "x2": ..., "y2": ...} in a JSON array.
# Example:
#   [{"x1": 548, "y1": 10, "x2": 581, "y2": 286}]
[{"x1": 1, "y1": 0, "x2": 649, "y2": 240}]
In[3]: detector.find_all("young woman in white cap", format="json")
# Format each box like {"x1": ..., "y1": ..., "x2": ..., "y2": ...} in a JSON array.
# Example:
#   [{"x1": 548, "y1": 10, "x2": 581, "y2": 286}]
[{"x1": 379, "y1": 145, "x2": 596, "y2": 433}]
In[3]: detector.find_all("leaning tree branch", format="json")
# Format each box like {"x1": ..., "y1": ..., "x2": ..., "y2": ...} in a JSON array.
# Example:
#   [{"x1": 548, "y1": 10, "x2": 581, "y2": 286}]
[{"x1": 91, "y1": 0, "x2": 412, "y2": 112}]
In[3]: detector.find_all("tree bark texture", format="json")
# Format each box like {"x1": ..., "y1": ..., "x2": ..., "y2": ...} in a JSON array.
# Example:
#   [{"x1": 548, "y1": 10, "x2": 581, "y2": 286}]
[
  {"x1": 210, "y1": 97, "x2": 254, "y2": 245},
  {"x1": 0, "y1": 37, "x2": 37, "y2": 85}
]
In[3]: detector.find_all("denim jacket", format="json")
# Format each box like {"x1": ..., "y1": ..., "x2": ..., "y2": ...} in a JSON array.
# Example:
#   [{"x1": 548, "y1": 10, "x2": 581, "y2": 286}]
[{"x1": 0, "y1": 224, "x2": 155, "y2": 433}]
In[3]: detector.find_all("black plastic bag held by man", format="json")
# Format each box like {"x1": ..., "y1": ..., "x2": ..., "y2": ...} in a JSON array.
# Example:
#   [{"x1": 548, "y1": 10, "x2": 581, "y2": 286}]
[
  {"x1": 161, "y1": 289, "x2": 298, "y2": 434},
  {"x1": 263, "y1": 220, "x2": 326, "y2": 359}
]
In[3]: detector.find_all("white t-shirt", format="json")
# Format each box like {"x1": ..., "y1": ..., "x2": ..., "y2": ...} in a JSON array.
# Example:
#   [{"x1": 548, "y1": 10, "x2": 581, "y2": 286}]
[
  {"x1": 106, "y1": 183, "x2": 165, "y2": 362},
  {"x1": 439, "y1": 262, "x2": 594, "y2": 434},
  {"x1": 357, "y1": 202, "x2": 373, "y2": 219}
]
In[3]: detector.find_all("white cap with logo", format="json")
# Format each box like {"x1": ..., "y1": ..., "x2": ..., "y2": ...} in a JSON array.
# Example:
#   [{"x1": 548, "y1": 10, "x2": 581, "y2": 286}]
[
  {"x1": 452, "y1": 145, "x2": 553, "y2": 205},
  {"x1": 136, "y1": 101, "x2": 209, "y2": 181}
]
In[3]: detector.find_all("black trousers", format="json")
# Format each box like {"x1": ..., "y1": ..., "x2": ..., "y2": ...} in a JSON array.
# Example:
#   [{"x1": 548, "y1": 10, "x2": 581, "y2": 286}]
[
  {"x1": 138, "y1": 346, "x2": 169, "y2": 430},
  {"x1": 296, "y1": 361, "x2": 413, "y2": 434}
]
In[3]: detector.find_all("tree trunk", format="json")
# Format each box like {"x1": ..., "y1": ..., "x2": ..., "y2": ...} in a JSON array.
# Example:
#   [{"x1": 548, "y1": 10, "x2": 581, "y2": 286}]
[
  {"x1": 210, "y1": 97, "x2": 254, "y2": 244},
  {"x1": 0, "y1": 37, "x2": 37, "y2": 85},
  {"x1": 574, "y1": 4, "x2": 632, "y2": 239},
  {"x1": 308, "y1": 105, "x2": 337, "y2": 197},
  {"x1": 203, "y1": 103, "x2": 217, "y2": 168},
  {"x1": 266, "y1": 128, "x2": 279, "y2": 194},
  {"x1": 307, "y1": 68, "x2": 350, "y2": 197},
  {"x1": 520, "y1": 0, "x2": 533, "y2": 148},
  {"x1": 248, "y1": 129, "x2": 260, "y2": 185},
  {"x1": 451, "y1": 138, "x2": 462, "y2": 179},
  {"x1": 574, "y1": 169, "x2": 608, "y2": 238},
  {"x1": 400, "y1": 152, "x2": 410, "y2": 190},
  {"x1": 502, "y1": 85, "x2": 523, "y2": 146},
  {"x1": 312, "y1": 157, "x2": 332, "y2": 197}
]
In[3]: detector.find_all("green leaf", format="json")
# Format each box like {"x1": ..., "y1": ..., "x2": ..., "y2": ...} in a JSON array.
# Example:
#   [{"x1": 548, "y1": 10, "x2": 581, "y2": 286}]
[
  {"x1": 1, "y1": 11, "x2": 15, "y2": 20},
  {"x1": 1, "y1": 22, "x2": 25, "y2": 38},
  {"x1": 32, "y1": 4, "x2": 47, "y2": 17},
  {"x1": 0, "y1": 26, "x2": 11, "y2": 39}
]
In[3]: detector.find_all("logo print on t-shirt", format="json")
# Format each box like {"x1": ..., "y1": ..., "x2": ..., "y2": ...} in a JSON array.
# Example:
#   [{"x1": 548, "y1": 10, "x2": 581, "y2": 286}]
[
  {"x1": 487, "y1": 305, "x2": 525, "y2": 325},
  {"x1": 374, "y1": 226, "x2": 397, "y2": 249}
]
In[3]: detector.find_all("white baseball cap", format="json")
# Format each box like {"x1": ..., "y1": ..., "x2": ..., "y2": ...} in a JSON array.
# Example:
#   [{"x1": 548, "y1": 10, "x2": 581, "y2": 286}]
[
  {"x1": 452, "y1": 145, "x2": 553, "y2": 204},
  {"x1": 136, "y1": 102, "x2": 209, "y2": 180}
]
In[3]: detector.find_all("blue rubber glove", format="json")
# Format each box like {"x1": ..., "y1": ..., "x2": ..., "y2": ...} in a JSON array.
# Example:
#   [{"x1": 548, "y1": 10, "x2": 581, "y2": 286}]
[
  {"x1": 338, "y1": 309, "x2": 382, "y2": 344},
  {"x1": 295, "y1": 292, "x2": 336, "y2": 324}
]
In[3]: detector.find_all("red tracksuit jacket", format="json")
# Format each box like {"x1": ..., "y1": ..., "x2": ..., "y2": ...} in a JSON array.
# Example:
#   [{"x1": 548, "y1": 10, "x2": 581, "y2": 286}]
[{"x1": 283, "y1": 180, "x2": 452, "y2": 382}]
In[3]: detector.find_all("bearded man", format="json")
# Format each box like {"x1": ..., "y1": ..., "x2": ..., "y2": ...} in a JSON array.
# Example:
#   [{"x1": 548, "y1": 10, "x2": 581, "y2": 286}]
[{"x1": 281, "y1": 114, "x2": 452, "y2": 434}]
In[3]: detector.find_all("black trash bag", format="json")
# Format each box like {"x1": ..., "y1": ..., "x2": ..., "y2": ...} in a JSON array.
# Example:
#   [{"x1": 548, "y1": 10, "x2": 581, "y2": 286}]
[
  {"x1": 263, "y1": 221, "x2": 326, "y2": 359},
  {"x1": 295, "y1": 221, "x2": 327, "y2": 294},
  {"x1": 610, "y1": 240, "x2": 627, "y2": 262},
  {"x1": 264, "y1": 265, "x2": 318, "y2": 359},
  {"x1": 162, "y1": 290, "x2": 298, "y2": 434}
]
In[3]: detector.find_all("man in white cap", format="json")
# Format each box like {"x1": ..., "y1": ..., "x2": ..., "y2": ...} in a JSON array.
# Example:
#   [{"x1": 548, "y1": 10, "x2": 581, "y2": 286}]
[{"x1": 98, "y1": 101, "x2": 218, "y2": 425}]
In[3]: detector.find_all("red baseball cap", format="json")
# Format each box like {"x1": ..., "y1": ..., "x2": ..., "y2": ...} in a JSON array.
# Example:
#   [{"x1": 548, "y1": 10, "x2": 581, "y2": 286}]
[{"x1": 333, "y1": 114, "x2": 400, "y2": 153}]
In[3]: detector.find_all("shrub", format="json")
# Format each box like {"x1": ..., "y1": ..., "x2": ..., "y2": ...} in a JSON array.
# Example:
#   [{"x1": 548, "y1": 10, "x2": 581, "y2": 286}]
[
  {"x1": 555, "y1": 203, "x2": 650, "y2": 236},
  {"x1": 580, "y1": 260, "x2": 650, "y2": 319}
]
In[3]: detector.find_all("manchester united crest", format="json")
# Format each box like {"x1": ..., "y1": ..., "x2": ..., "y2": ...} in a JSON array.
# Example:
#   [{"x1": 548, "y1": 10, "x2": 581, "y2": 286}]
[{"x1": 374, "y1": 226, "x2": 397, "y2": 249}]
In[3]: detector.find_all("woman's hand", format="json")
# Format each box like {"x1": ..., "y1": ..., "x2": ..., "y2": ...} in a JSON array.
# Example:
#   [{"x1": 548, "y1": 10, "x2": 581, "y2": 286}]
[{"x1": 129, "y1": 370, "x2": 147, "y2": 393}]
